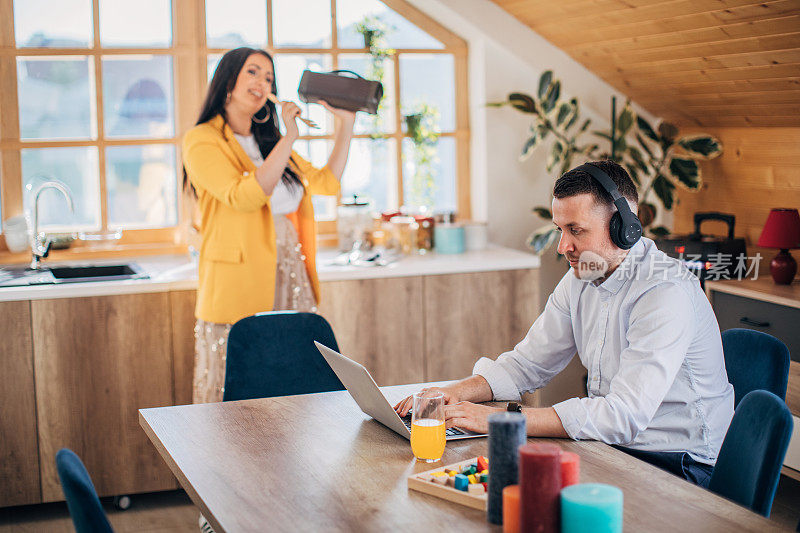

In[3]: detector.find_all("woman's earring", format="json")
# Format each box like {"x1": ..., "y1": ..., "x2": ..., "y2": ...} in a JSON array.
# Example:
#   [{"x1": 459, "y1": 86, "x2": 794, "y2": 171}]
[{"x1": 252, "y1": 105, "x2": 270, "y2": 124}]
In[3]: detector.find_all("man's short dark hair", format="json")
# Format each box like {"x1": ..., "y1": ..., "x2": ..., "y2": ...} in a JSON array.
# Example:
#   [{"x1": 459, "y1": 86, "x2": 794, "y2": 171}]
[{"x1": 553, "y1": 160, "x2": 638, "y2": 209}]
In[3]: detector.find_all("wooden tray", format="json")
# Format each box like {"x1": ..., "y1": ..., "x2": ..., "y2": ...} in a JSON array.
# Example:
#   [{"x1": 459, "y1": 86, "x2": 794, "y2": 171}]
[{"x1": 407, "y1": 457, "x2": 488, "y2": 510}]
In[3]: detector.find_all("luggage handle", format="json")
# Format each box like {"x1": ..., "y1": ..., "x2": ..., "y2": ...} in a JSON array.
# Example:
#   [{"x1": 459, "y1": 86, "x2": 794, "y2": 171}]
[
  {"x1": 326, "y1": 69, "x2": 366, "y2": 80},
  {"x1": 693, "y1": 212, "x2": 735, "y2": 240}
]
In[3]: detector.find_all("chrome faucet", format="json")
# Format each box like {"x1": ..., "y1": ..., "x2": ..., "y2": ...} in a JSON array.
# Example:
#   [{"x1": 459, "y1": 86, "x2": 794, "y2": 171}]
[{"x1": 30, "y1": 181, "x2": 74, "y2": 270}]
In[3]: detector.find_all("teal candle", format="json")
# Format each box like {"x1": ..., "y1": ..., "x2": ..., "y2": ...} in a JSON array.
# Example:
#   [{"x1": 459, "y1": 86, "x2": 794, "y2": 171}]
[{"x1": 561, "y1": 483, "x2": 623, "y2": 533}]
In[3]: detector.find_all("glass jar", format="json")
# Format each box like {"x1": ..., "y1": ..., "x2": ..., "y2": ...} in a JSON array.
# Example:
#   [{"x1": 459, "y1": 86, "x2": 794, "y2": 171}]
[
  {"x1": 337, "y1": 194, "x2": 372, "y2": 251},
  {"x1": 390, "y1": 215, "x2": 419, "y2": 255}
]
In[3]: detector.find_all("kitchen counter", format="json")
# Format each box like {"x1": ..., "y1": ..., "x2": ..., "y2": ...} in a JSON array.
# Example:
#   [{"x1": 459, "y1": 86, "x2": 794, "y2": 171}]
[{"x1": 0, "y1": 245, "x2": 540, "y2": 302}]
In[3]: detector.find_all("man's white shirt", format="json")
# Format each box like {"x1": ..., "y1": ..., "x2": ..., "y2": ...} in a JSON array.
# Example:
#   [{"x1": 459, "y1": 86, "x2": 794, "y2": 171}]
[{"x1": 473, "y1": 238, "x2": 734, "y2": 464}]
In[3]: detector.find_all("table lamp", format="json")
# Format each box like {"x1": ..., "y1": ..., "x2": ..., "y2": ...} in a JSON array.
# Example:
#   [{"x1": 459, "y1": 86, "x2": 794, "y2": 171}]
[{"x1": 757, "y1": 208, "x2": 800, "y2": 285}]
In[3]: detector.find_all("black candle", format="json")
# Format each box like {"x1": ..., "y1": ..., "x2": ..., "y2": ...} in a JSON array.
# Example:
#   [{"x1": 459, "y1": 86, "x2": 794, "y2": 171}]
[{"x1": 487, "y1": 412, "x2": 526, "y2": 524}]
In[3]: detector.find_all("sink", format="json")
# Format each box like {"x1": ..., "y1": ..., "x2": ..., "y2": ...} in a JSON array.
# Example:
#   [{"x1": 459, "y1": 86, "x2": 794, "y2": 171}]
[
  {"x1": 0, "y1": 263, "x2": 148, "y2": 287},
  {"x1": 49, "y1": 264, "x2": 146, "y2": 282}
]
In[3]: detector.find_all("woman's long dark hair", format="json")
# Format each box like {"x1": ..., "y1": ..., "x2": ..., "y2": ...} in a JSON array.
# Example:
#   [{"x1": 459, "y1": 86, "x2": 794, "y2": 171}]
[{"x1": 183, "y1": 47, "x2": 301, "y2": 198}]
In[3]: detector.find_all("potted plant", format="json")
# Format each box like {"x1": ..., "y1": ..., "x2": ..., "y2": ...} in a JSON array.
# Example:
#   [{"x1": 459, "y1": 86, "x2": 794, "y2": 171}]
[
  {"x1": 403, "y1": 102, "x2": 440, "y2": 210},
  {"x1": 355, "y1": 15, "x2": 395, "y2": 138},
  {"x1": 489, "y1": 70, "x2": 723, "y2": 254},
  {"x1": 488, "y1": 70, "x2": 598, "y2": 253}
]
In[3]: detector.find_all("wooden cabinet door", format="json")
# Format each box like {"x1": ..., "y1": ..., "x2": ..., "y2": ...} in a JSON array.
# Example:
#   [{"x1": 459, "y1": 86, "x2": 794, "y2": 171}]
[
  {"x1": 170, "y1": 290, "x2": 197, "y2": 406},
  {"x1": 0, "y1": 300, "x2": 41, "y2": 507},
  {"x1": 32, "y1": 293, "x2": 178, "y2": 501},
  {"x1": 423, "y1": 269, "x2": 540, "y2": 381},
  {"x1": 318, "y1": 277, "x2": 425, "y2": 386}
]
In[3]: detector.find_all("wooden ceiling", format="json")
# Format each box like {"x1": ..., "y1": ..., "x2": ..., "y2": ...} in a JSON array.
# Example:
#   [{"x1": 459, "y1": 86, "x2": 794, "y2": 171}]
[{"x1": 490, "y1": 0, "x2": 800, "y2": 127}]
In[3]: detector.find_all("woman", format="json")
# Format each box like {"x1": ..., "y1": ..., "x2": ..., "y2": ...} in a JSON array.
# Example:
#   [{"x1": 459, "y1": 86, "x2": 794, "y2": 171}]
[{"x1": 183, "y1": 47, "x2": 355, "y2": 404}]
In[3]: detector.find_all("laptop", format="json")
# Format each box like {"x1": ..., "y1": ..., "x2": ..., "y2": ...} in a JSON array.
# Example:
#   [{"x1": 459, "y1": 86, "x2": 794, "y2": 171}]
[{"x1": 315, "y1": 341, "x2": 487, "y2": 440}]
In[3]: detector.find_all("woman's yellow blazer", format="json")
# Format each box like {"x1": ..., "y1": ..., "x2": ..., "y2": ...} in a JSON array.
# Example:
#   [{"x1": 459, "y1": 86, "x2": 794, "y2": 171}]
[{"x1": 183, "y1": 114, "x2": 340, "y2": 324}]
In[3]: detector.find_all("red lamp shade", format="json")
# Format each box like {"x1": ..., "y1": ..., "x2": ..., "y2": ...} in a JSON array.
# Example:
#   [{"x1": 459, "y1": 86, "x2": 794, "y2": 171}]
[
  {"x1": 757, "y1": 208, "x2": 800, "y2": 249},
  {"x1": 758, "y1": 208, "x2": 800, "y2": 284}
]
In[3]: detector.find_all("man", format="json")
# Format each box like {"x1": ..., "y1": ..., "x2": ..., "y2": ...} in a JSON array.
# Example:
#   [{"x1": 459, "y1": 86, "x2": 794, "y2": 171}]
[{"x1": 394, "y1": 160, "x2": 734, "y2": 487}]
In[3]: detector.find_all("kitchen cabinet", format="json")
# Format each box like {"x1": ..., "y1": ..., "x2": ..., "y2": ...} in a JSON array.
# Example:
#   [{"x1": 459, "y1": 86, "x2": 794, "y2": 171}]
[
  {"x1": 31, "y1": 293, "x2": 178, "y2": 501},
  {"x1": 1, "y1": 264, "x2": 541, "y2": 507},
  {"x1": 706, "y1": 278, "x2": 800, "y2": 480},
  {"x1": 319, "y1": 276, "x2": 425, "y2": 386},
  {"x1": 0, "y1": 301, "x2": 41, "y2": 506},
  {"x1": 170, "y1": 290, "x2": 197, "y2": 406},
  {"x1": 423, "y1": 269, "x2": 540, "y2": 381}
]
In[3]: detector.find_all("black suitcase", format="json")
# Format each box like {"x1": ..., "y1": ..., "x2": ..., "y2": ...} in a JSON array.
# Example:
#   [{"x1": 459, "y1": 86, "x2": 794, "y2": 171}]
[{"x1": 298, "y1": 69, "x2": 383, "y2": 115}]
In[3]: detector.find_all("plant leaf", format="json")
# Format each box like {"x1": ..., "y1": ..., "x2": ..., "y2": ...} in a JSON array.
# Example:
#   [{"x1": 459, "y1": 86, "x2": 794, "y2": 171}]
[
  {"x1": 532, "y1": 206, "x2": 552, "y2": 219},
  {"x1": 546, "y1": 140, "x2": 564, "y2": 172},
  {"x1": 538, "y1": 70, "x2": 553, "y2": 100},
  {"x1": 617, "y1": 103, "x2": 634, "y2": 136},
  {"x1": 579, "y1": 118, "x2": 591, "y2": 133},
  {"x1": 625, "y1": 163, "x2": 641, "y2": 186},
  {"x1": 543, "y1": 80, "x2": 560, "y2": 113},
  {"x1": 527, "y1": 225, "x2": 560, "y2": 255},
  {"x1": 652, "y1": 174, "x2": 675, "y2": 210},
  {"x1": 519, "y1": 133, "x2": 540, "y2": 161},
  {"x1": 635, "y1": 133, "x2": 655, "y2": 159},
  {"x1": 678, "y1": 135, "x2": 723, "y2": 159},
  {"x1": 668, "y1": 157, "x2": 702, "y2": 189},
  {"x1": 556, "y1": 102, "x2": 571, "y2": 126},
  {"x1": 594, "y1": 131, "x2": 614, "y2": 142},
  {"x1": 658, "y1": 121, "x2": 679, "y2": 144},
  {"x1": 508, "y1": 92, "x2": 537, "y2": 114},
  {"x1": 648, "y1": 225, "x2": 670, "y2": 237},
  {"x1": 627, "y1": 145, "x2": 649, "y2": 174},
  {"x1": 564, "y1": 99, "x2": 580, "y2": 130},
  {"x1": 636, "y1": 116, "x2": 659, "y2": 143}
]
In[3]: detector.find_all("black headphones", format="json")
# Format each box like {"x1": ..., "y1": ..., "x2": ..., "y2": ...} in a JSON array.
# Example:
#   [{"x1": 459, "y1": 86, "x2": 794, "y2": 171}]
[{"x1": 574, "y1": 163, "x2": 642, "y2": 250}]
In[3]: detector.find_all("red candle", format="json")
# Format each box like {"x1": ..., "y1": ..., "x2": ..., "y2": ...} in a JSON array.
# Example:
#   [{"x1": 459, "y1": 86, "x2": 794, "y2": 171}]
[
  {"x1": 519, "y1": 443, "x2": 562, "y2": 533},
  {"x1": 561, "y1": 452, "x2": 580, "y2": 488},
  {"x1": 503, "y1": 485, "x2": 520, "y2": 533}
]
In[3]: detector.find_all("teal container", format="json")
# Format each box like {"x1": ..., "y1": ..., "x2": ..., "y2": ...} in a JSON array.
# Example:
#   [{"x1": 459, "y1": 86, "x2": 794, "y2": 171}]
[
  {"x1": 434, "y1": 224, "x2": 465, "y2": 254},
  {"x1": 561, "y1": 483, "x2": 623, "y2": 533}
]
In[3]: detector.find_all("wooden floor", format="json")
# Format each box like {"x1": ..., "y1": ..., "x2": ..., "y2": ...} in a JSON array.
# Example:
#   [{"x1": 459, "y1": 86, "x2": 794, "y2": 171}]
[{"x1": 1, "y1": 476, "x2": 798, "y2": 532}]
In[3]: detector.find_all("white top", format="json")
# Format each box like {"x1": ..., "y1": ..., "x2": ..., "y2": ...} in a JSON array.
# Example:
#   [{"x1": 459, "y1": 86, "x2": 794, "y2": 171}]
[
  {"x1": 233, "y1": 133, "x2": 303, "y2": 215},
  {"x1": 473, "y1": 238, "x2": 735, "y2": 465}
]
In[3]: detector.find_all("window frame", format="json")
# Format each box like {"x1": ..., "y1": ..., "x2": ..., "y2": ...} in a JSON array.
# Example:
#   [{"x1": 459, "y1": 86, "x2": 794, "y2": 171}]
[{"x1": 0, "y1": 0, "x2": 469, "y2": 260}]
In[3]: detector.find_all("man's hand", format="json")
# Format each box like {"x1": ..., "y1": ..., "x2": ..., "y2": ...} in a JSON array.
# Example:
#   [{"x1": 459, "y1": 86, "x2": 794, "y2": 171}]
[
  {"x1": 393, "y1": 385, "x2": 460, "y2": 417},
  {"x1": 445, "y1": 402, "x2": 504, "y2": 434}
]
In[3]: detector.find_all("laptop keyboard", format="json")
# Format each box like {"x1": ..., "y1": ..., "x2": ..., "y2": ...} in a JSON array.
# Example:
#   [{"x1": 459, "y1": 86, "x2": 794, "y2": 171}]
[{"x1": 401, "y1": 415, "x2": 465, "y2": 436}]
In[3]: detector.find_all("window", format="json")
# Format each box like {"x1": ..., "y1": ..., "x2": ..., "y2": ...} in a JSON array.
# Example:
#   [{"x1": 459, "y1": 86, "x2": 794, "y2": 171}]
[{"x1": 0, "y1": 0, "x2": 468, "y2": 255}]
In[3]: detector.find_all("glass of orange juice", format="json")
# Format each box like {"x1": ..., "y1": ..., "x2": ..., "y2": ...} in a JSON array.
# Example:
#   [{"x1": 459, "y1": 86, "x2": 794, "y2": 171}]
[{"x1": 410, "y1": 391, "x2": 446, "y2": 462}]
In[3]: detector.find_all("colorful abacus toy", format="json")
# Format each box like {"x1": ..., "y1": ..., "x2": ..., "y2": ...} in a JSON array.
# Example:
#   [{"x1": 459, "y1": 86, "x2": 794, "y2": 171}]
[{"x1": 407, "y1": 456, "x2": 490, "y2": 510}]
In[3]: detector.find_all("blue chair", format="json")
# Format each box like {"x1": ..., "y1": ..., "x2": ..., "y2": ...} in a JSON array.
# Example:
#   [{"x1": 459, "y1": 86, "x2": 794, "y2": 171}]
[
  {"x1": 56, "y1": 448, "x2": 114, "y2": 533},
  {"x1": 708, "y1": 390, "x2": 793, "y2": 516},
  {"x1": 721, "y1": 328, "x2": 790, "y2": 408},
  {"x1": 223, "y1": 311, "x2": 344, "y2": 401}
]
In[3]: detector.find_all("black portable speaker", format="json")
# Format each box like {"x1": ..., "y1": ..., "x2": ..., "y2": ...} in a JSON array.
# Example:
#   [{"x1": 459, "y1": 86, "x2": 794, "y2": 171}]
[{"x1": 297, "y1": 69, "x2": 383, "y2": 115}]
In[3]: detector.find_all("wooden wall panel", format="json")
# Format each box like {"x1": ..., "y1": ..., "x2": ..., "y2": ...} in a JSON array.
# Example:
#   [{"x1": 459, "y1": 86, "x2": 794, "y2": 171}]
[
  {"x1": 423, "y1": 269, "x2": 540, "y2": 382},
  {"x1": 318, "y1": 277, "x2": 426, "y2": 386},
  {"x1": 0, "y1": 301, "x2": 41, "y2": 507},
  {"x1": 32, "y1": 294, "x2": 178, "y2": 501},
  {"x1": 673, "y1": 127, "x2": 800, "y2": 277},
  {"x1": 490, "y1": 0, "x2": 800, "y2": 127}
]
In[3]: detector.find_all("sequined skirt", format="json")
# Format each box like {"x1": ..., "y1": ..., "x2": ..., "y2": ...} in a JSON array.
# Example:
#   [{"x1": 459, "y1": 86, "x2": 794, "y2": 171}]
[{"x1": 192, "y1": 215, "x2": 317, "y2": 404}]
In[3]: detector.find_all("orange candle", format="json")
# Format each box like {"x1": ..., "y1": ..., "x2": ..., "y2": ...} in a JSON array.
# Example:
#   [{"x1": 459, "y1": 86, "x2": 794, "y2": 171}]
[
  {"x1": 502, "y1": 485, "x2": 520, "y2": 533},
  {"x1": 561, "y1": 452, "x2": 580, "y2": 488}
]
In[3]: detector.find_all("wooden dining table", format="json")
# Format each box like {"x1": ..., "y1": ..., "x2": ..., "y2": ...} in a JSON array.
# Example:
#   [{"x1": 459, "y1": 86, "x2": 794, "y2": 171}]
[{"x1": 139, "y1": 382, "x2": 782, "y2": 532}]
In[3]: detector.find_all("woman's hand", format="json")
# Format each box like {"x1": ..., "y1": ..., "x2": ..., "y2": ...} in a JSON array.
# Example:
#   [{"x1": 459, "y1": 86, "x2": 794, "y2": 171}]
[
  {"x1": 444, "y1": 402, "x2": 504, "y2": 434},
  {"x1": 279, "y1": 100, "x2": 301, "y2": 140},
  {"x1": 393, "y1": 385, "x2": 461, "y2": 417},
  {"x1": 318, "y1": 100, "x2": 356, "y2": 129}
]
